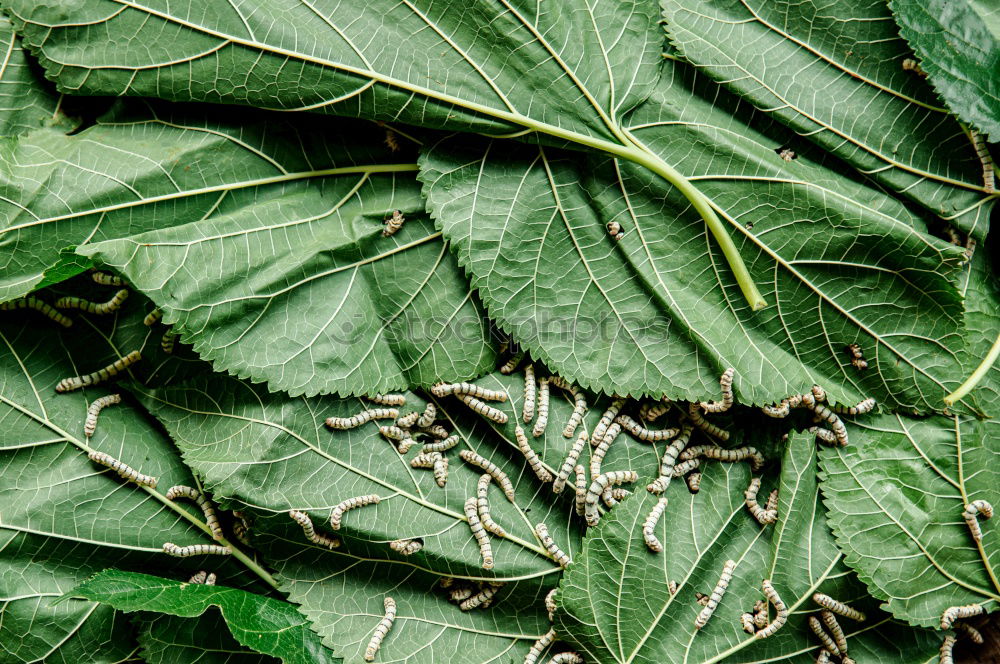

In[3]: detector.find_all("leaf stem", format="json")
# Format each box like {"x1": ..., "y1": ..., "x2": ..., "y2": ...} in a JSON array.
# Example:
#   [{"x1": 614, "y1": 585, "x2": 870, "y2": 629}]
[{"x1": 944, "y1": 329, "x2": 1000, "y2": 406}]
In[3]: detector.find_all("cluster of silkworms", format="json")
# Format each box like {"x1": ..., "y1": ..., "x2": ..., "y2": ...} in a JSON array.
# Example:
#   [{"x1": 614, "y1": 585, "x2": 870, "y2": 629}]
[
  {"x1": 845, "y1": 343, "x2": 867, "y2": 370},
  {"x1": 762, "y1": 385, "x2": 875, "y2": 447},
  {"x1": 799, "y1": 593, "x2": 866, "y2": 663},
  {"x1": 388, "y1": 538, "x2": 423, "y2": 555},
  {"x1": 439, "y1": 577, "x2": 506, "y2": 611},
  {"x1": 432, "y1": 382, "x2": 509, "y2": 424},
  {"x1": 187, "y1": 570, "x2": 217, "y2": 585},
  {"x1": 143, "y1": 307, "x2": 181, "y2": 353}
]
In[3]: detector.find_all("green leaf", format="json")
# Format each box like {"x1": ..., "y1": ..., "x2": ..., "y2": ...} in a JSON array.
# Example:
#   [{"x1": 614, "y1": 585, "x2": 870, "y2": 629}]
[
  {"x1": 955, "y1": 242, "x2": 1000, "y2": 416},
  {"x1": 558, "y1": 430, "x2": 940, "y2": 662},
  {"x1": 661, "y1": 0, "x2": 996, "y2": 238},
  {"x1": 134, "y1": 612, "x2": 280, "y2": 664},
  {"x1": 820, "y1": 413, "x2": 1000, "y2": 626},
  {"x1": 420, "y1": 60, "x2": 969, "y2": 409},
  {"x1": 890, "y1": 0, "x2": 1000, "y2": 139},
  {"x1": 0, "y1": 17, "x2": 62, "y2": 137},
  {"x1": 0, "y1": 102, "x2": 495, "y2": 396},
  {"x1": 69, "y1": 570, "x2": 339, "y2": 664}
]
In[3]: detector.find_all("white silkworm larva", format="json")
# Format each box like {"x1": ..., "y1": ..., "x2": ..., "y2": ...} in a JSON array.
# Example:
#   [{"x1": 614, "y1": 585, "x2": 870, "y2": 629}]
[
  {"x1": 694, "y1": 559, "x2": 736, "y2": 629},
  {"x1": 845, "y1": 343, "x2": 868, "y2": 370},
  {"x1": 955, "y1": 622, "x2": 984, "y2": 644},
  {"x1": 812, "y1": 593, "x2": 866, "y2": 621},
  {"x1": 364, "y1": 597, "x2": 397, "y2": 661},
  {"x1": 585, "y1": 471, "x2": 638, "y2": 526},
  {"x1": 449, "y1": 585, "x2": 475, "y2": 602},
  {"x1": 477, "y1": 474, "x2": 507, "y2": 537},
  {"x1": 432, "y1": 455, "x2": 449, "y2": 487},
  {"x1": 396, "y1": 411, "x2": 420, "y2": 429},
  {"x1": 533, "y1": 377, "x2": 550, "y2": 437},
  {"x1": 761, "y1": 394, "x2": 802, "y2": 418},
  {"x1": 574, "y1": 464, "x2": 587, "y2": 516},
  {"x1": 647, "y1": 424, "x2": 692, "y2": 494},
  {"x1": 700, "y1": 368, "x2": 735, "y2": 413},
  {"x1": 686, "y1": 472, "x2": 702, "y2": 493},
  {"x1": 764, "y1": 489, "x2": 779, "y2": 514},
  {"x1": 590, "y1": 423, "x2": 620, "y2": 478},
  {"x1": 143, "y1": 308, "x2": 162, "y2": 326},
  {"x1": 162, "y1": 543, "x2": 232, "y2": 557},
  {"x1": 459, "y1": 450, "x2": 516, "y2": 501},
  {"x1": 642, "y1": 401, "x2": 670, "y2": 422},
  {"x1": 972, "y1": 130, "x2": 995, "y2": 194},
  {"x1": 416, "y1": 402, "x2": 436, "y2": 428},
  {"x1": 755, "y1": 580, "x2": 788, "y2": 638},
  {"x1": 365, "y1": 393, "x2": 406, "y2": 406},
  {"x1": 388, "y1": 538, "x2": 423, "y2": 555},
  {"x1": 806, "y1": 402, "x2": 848, "y2": 446},
  {"x1": 165, "y1": 485, "x2": 223, "y2": 540},
  {"x1": 963, "y1": 500, "x2": 993, "y2": 542},
  {"x1": 187, "y1": 570, "x2": 216, "y2": 584},
  {"x1": 745, "y1": 477, "x2": 777, "y2": 525},
  {"x1": 231, "y1": 510, "x2": 251, "y2": 547},
  {"x1": 525, "y1": 628, "x2": 556, "y2": 664},
  {"x1": 523, "y1": 364, "x2": 537, "y2": 423},
  {"x1": 1, "y1": 297, "x2": 73, "y2": 327},
  {"x1": 87, "y1": 450, "x2": 157, "y2": 488},
  {"x1": 382, "y1": 210, "x2": 405, "y2": 237},
  {"x1": 560, "y1": 385, "x2": 587, "y2": 439},
  {"x1": 545, "y1": 589, "x2": 558, "y2": 621},
  {"x1": 459, "y1": 582, "x2": 504, "y2": 611},
  {"x1": 552, "y1": 431, "x2": 588, "y2": 494},
  {"x1": 671, "y1": 458, "x2": 700, "y2": 477},
  {"x1": 289, "y1": 510, "x2": 340, "y2": 549},
  {"x1": 465, "y1": 497, "x2": 494, "y2": 570},
  {"x1": 422, "y1": 435, "x2": 460, "y2": 453},
  {"x1": 606, "y1": 220, "x2": 624, "y2": 240},
  {"x1": 591, "y1": 398, "x2": 625, "y2": 447},
  {"x1": 160, "y1": 330, "x2": 178, "y2": 354},
  {"x1": 379, "y1": 424, "x2": 411, "y2": 441},
  {"x1": 779, "y1": 149, "x2": 795, "y2": 162},
  {"x1": 54, "y1": 289, "x2": 129, "y2": 315},
  {"x1": 421, "y1": 424, "x2": 450, "y2": 439},
  {"x1": 820, "y1": 610, "x2": 849, "y2": 654},
  {"x1": 56, "y1": 350, "x2": 142, "y2": 392},
  {"x1": 830, "y1": 398, "x2": 877, "y2": 415},
  {"x1": 410, "y1": 451, "x2": 441, "y2": 468},
  {"x1": 547, "y1": 653, "x2": 584, "y2": 664},
  {"x1": 668, "y1": 580, "x2": 678, "y2": 595},
  {"x1": 940, "y1": 634, "x2": 956, "y2": 664},
  {"x1": 753, "y1": 599, "x2": 769, "y2": 628},
  {"x1": 431, "y1": 382, "x2": 507, "y2": 401},
  {"x1": 499, "y1": 349, "x2": 525, "y2": 374},
  {"x1": 643, "y1": 497, "x2": 668, "y2": 553},
  {"x1": 681, "y1": 445, "x2": 765, "y2": 472},
  {"x1": 741, "y1": 612, "x2": 757, "y2": 634},
  {"x1": 83, "y1": 394, "x2": 122, "y2": 437},
  {"x1": 615, "y1": 414, "x2": 679, "y2": 442},
  {"x1": 516, "y1": 425, "x2": 553, "y2": 482},
  {"x1": 687, "y1": 402, "x2": 730, "y2": 441},
  {"x1": 816, "y1": 650, "x2": 832, "y2": 664},
  {"x1": 808, "y1": 615, "x2": 841, "y2": 655},
  {"x1": 535, "y1": 522, "x2": 571, "y2": 568},
  {"x1": 458, "y1": 393, "x2": 509, "y2": 424},
  {"x1": 808, "y1": 426, "x2": 839, "y2": 445},
  {"x1": 941, "y1": 604, "x2": 985, "y2": 629},
  {"x1": 324, "y1": 408, "x2": 398, "y2": 430},
  {"x1": 330, "y1": 494, "x2": 381, "y2": 530},
  {"x1": 90, "y1": 271, "x2": 126, "y2": 286}
]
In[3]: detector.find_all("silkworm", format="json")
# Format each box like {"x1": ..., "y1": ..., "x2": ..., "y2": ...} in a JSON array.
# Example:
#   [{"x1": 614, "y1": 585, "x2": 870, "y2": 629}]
[
  {"x1": 499, "y1": 350, "x2": 525, "y2": 374},
  {"x1": 162, "y1": 543, "x2": 232, "y2": 557},
  {"x1": 700, "y1": 368, "x2": 735, "y2": 413},
  {"x1": 753, "y1": 599, "x2": 768, "y2": 629},
  {"x1": 431, "y1": 382, "x2": 507, "y2": 401},
  {"x1": 671, "y1": 458, "x2": 700, "y2": 477},
  {"x1": 574, "y1": 464, "x2": 587, "y2": 516},
  {"x1": 388, "y1": 538, "x2": 423, "y2": 555},
  {"x1": 143, "y1": 308, "x2": 162, "y2": 326},
  {"x1": 765, "y1": 489, "x2": 779, "y2": 514},
  {"x1": 681, "y1": 445, "x2": 765, "y2": 472},
  {"x1": 533, "y1": 377, "x2": 550, "y2": 437},
  {"x1": 384, "y1": 129, "x2": 400, "y2": 152},
  {"x1": 516, "y1": 425, "x2": 553, "y2": 482},
  {"x1": 812, "y1": 593, "x2": 866, "y2": 621},
  {"x1": 422, "y1": 435, "x2": 460, "y2": 453},
  {"x1": 364, "y1": 597, "x2": 397, "y2": 661},
  {"x1": 607, "y1": 487, "x2": 631, "y2": 501},
  {"x1": 687, "y1": 402, "x2": 730, "y2": 441},
  {"x1": 324, "y1": 408, "x2": 398, "y2": 430},
  {"x1": 383, "y1": 210, "x2": 405, "y2": 237},
  {"x1": 585, "y1": 471, "x2": 638, "y2": 526},
  {"x1": 745, "y1": 477, "x2": 777, "y2": 525},
  {"x1": 160, "y1": 330, "x2": 178, "y2": 354},
  {"x1": 615, "y1": 414, "x2": 678, "y2": 442},
  {"x1": 525, "y1": 628, "x2": 556, "y2": 664},
  {"x1": 535, "y1": 522, "x2": 571, "y2": 568},
  {"x1": 755, "y1": 580, "x2": 788, "y2": 638},
  {"x1": 465, "y1": 497, "x2": 494, "y2": 569},
  {"x1": 647, "y1": 424, "x2": 692, "y2": 494},
  {"x1": 741, "y1": 613, "x2": 756, "y2": 634},
  {"x1": 811, "y1": 385, "x2": 827, "y2": 403},
  {"x1": 523, "y1": 364, "x2": 536, "y2": 423},
  {"x1": 686, "y1": 472, "x2": 702, "y2": 493},
  {"x1": 54, "y1": 289, "x2": 129, "y2": 315},
  {"x1": 0, "y1": 296, "x2": 73, "y2": 327},
  {"x1": 90, "y1": 271, "x2": 125, "y2": 286},
  {"x1": 548, "y1": 653, "x2": 584, "y2": 664},
  {"x1": 972, "y1": 130, "x2": 995, "y2": 193},
  {"x1": 289, "y1": 510, "x2": 340, "y2": 549},
  {"x1": 410, "y1": 451, "x2": 441, "y2": 468},
  {"x1": 591, "y1": 398, "x2": 625, "y2": 446},
  {"x1": 416, "y1": 403, "x2": 436, "y2": 428},
  {"x1": 553, "y1": 382, "x2": 586, "y2": 439},
  {"x1": 231, "y1": 510, "x2": 251, "y2": 547},
  {"x1": 820, "y1": 610, "x2": 849, "y2": 654},
  {"x1": 808, "y1": 616, "x2": 841, "y2": 655},
  {"x1": 83, "y1": 394, "x2": 122, "y2": 437},
  {"x1": 668, "y1": 580, "x2": 678, "y2": 595},
  {"x1": 761, "y1": 394, "x2": 802, "y2": 418},
  {"x1": 779, "y1": 149, "x2": 795, "y2": 162},
  {"x1": 396, "y1": 411, "x2": 420, "y2": 428},
  {"x1": 449, "y1": 585, "x2": 475, "y2": 602},
  {"x1": 816, "y1": 650, "x2": 832, "y2": 664},
  {"x1": 590, "y1": 424, "x2": 619, "y2": 478},
  {"x1": 379, "y1": 425, "x2": 411, "y2": 441},
  {"x1": 963, "y1": 500, "x2": 993, "y2": 541},
  {"x1": 606, "y1": 220, "x2": 624, "y2": 241},
  {"x1": 830, "y1": 398, "x2": 877, "y2": 415},
  {"x1": 459, "y1": 450, "x2": 515, "y2": 501},
  {"x1": 458, "y1": 394, "x2": 509, "y2": 424},
  {"x1": 56, "y1": 350, "x2": 142, "y2": 392},
  {"x1": 695, "y1": 592, "x2": 710, "y2": 606},
  {"x1": 955, "y1": 622, "x2": 984, "y2": 644},
  {"x1": 545, "y1": 589, "x2": 558, "y2": 621},
  {"x1": 187, "y1": 570, "x2": 216, "y2": 585},
  {"x1": 166, "y1": 485, "x2": 223, "y2": 539},
  {"x1": 845, "y1": 343, "x2": 868, "y2": 370},
  {"x1": 477, "y1": 474, "x2": 507, "y2": 537},
  {"x1": 806, "y1": 402, "x2": 848, "y2": 446},
  {"x1": 365, "y1": 393, "x2": 406, "y2": 406},
  {"x1": 432, "y1": 455, "x2": 449, "y2": 487},
  {"x1": 421, "y1": 424, "x2": 450, "y2": 439},
  {"x1": 939, "y1": 634, "x2": 956, "y2": 664},
  {"x1": 88, "y1": 450, "x2": 157, "y2": 487},
  {"x1": 330, "y1": 494, "x2": 381, "y2": 530},
  {"x1": 809, "y1": 426, "x2": 839, "y2": 446},
  {"x1": 643, "y1": 497, "x2": 668, "y2": 552},
  {"x1": 459, "y1": 582, "x2": 503, "y2": 611},
  {"x1": 694, "y1": 559, "x2": 736, "y2": 629},
  {"x1": 552, "y1": 432, "x2": 588, "y2": 494},
  {"x1": 941, "y1": 604, "x2": 985, "y2": 629}
]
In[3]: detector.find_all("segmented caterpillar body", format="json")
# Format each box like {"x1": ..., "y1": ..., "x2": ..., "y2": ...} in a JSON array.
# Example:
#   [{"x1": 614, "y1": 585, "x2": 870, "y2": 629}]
[
  {"x1": 477, "y1": 474, "x2": 507, "y2": 537},
  {"x1": 820, "y1": 610, "x2": 849, "y2": 654},
  {"x1": 396, "y1": 411, "x2": 420, "y2": 429},
  {"x1": 552, "y1": 431, "x2": 587, "y2": 494},
  {"x1": 615, "y1": 414, "x2": 678, "y2": 442},
  {"x1": 764, "y1": 489, "x2": 779, "y2": 514},
  {"x1": 187, "y1": 570, "x2": 217, "y2": 585},
  {"x1": 165, "y1": 485, "x2": 223, "y2": 539},
  {"x1": 431, "y1": 382, "x2": 507, "y2": 401},
  {"x1": 388, "y1": 538, "x2": 423, "y2": 555},
  {"x1": 88, "y1": 450, "x2": 157, "y2": 487},
  {"x1": 671, "y1": 458, "x2": 700, "y2": 477},
  {"x1": 459, "y1": 582, "x2": 503, "y2": 611},
  {"x1": 160, "y1": 330, "x2": 178, "y2": 354},
  {"x1": 808, "y1": 426, "x2": 838, "y2": 445},
  {"x1": 940, "y1": 634, "x2": 956, "y2": 664},
  {"x1": 816, "y1": 650, "x2": 832, "y2": 664},
  {"x1": 366, "y1": 393, "x2": 406, "y2": 406},
  {"x1": 591, "y1": 398, "x2": 625, "y2": 447},
  {"x1": 90, "y1": 271, "x2": 126, "y2": 286},
  {"x1": 465, "y1": 497, "x2": 494, "y2": 569},
  {"x1": 700, "y1": 368, "x2": 735, "y2": 413},
  {"x1": 971, "y1": 130, "x2": 995, "y2": 193},
  {"x1": 54, "y1": 289, "x2": 129, "y2": 315},
  {"x1": 289, "y1": 510, "x2": 340, "y2": 549},
  {"x1": 382, "y1": 210, "x2": 405, "y2": 237},
  {"x1": 741, "y1": 612, "x2": 756, "y2": 634},
  {"x1": 845, "y1": 343, "x2": 868, "y2": 370},
  {"x1": 590, "y1": 424, "x2": 619, "y2": 478},
  {"x1": 330, "y1": 494, "x2": 381, "y2": 530},
  {"x1": 805, "y1": 402, "x2": 848, "y2": 446},
  {"x1": 421, "y1": 424, "x2": 450, "y2": 439},
  {"x1": 525, "y1": 628, "x2": 556, "y2": 664},
  {"x1": 808, "y1": 615, "x2": 841, "y2": 655},
  {"x1": 745, "y1": 477, "x2": 778, "y2": 525},
  {"x1": 364, "y1": 597, "x2": 397, "y2": 661},
  {"x1": 545, "y1": 589, "x2": 558, "y2": 621},
  {"x1": 574, "y1": 464, "x2": 587, "y2": 516},
  {"x1": 535, "y1": 522, "x2": 571, "y2": 568},
  {"x1": 761, "y1": 394, "x2": 802, "y2": 418},
  {"x1": 458, "y1": 393, "x2": 508, "y2": 423},
  {"x1": 830, "y1": 398, "x2": 877, "y2": 415},
  {"x1": 550, "y1": 380, "x2": 586, "y2": 438},
  {"x1": 533, "y1": 377, "x2": 550, "y2": 437},
  {"x1": 523, "y1": 364, "x2": 537, "y2": 422},
  {"x1": 410, "y1": 451, "x2": 442, "y2": 468},
  {"x1": 606, "y1": 220, "x2": 624, "y2": 241},
  {"x1": 681, "y1": 445, "x2": 765, "y2": 471},
  {"x1": 963, "y1": 500, "x2": 993, "y2": 542},
  {"x1": 779, "y1": 149, "x2": 796, "y2": 162},
  {"x1": 432, "y1": 455, "x2": 449, "y2": 487},
  {"x1": 516, "y1": 425, "x2": 553, "y2": 482},
  {"x1": 687, "y1": 402, "x2": 730, "y2": 441},
  {"x1": 641, "y1": 401, "x2": 670, "y2": 422},
  {"x1": 379, "y1": 425, "x2": 410, "y2": 441},
  {"x1": 162, "y1": 542, "x2": 232, "y2": 557},
  {"x1": 231, "y1": 510, "x2": 251, "y2": 546},
  {"x1": 84, "y1": 394, "x2": 122, "y2": 437},
  {"x1": 416, "y1": 403, "x2": 436, "y2": 428},
  {"x1": 694, "y1": 560, "x2": 736, "y2": 629},
  {"x1": 955, "y1": 622, "x2": 984, "y2": 644},
  {"x1": 548, "y1": 653, "x2": 584, "y2": 664},
  {"x1": 384, "y1": 129, "x2": 400, "y2": 152},
  {"x1": 56, "y1": 350, "x2": 142, "y2": 392},
  {"x1": 941, "y1": 604, "x2": 985, "y2": 629},
  {"x1": 143, "y1": 308, "x2": 162, "y2": 326},
  {"x1": 325, "y1": 408, "x2": 398, "y2": 430},
  {"x1": 0, "y1": 297, "x2": 73, "y2": 327},
  {"x1": 686, "y1": 471, "x2": 702, "y2": 493},
  {"x1": 755, "y1": 580, "x2": 787, "y2": 638},
  {"x1": 812, "y1": 593, "x2": 865, "y2": 621},
  {"x1": 499, "y1": 349, "x2": 525, "y2": 374},
  {"x1": 585, "y1": 471, "x2": 638, "y2": 526},
  {"x1": 647, "y1": 424, "x2": 692, "y2": 494},
  {"x1": 421, "y1": 435, "x2": 459, "y2": 453},
  {"x1": 460, "y1": 450, "x2": 516, "y2": 501},
  {"x1": 643, "y1": 497, "x2": 668, "y2": 552}
]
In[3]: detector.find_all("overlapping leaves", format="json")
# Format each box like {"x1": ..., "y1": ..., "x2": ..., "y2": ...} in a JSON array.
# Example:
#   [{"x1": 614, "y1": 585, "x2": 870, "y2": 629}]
[{"x1": 0, "y1": 17, "x2": 61, "y2": 137}]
